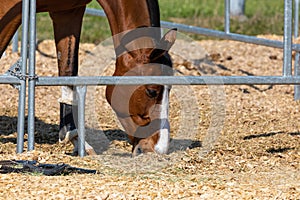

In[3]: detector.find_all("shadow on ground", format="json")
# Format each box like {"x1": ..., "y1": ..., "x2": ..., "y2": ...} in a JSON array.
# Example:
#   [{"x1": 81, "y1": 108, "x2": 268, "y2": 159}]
[
  {"x1": 0, "y1": 116, "x2": 59, "y2": 145},
  {"x1": 1, "y1": 116, "x2": 202, "y2": 155}
]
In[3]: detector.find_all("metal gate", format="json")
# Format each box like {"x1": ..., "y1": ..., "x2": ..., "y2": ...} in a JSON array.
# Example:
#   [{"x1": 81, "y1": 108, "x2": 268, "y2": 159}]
[{"x1": 2, "y1": 0, "x2": 299, "y2": 157}]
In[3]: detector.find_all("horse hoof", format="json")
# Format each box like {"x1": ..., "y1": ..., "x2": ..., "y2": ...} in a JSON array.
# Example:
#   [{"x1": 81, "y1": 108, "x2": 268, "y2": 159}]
[
  {"x1": 86, "y1": 149, "x2": 97, "y2": 156},
  {"x1": 71, "y1": 150, "x2": 79, "y2": 156}
]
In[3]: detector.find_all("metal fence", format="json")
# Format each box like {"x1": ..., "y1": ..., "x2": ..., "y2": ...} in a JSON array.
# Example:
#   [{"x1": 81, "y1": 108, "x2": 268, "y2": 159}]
[{"x1": 1, "y1": 0, "x2": 299, "y2": 157}]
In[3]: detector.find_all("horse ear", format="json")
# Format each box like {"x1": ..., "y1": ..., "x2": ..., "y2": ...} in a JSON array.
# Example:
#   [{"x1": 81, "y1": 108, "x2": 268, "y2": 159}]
[
  {"x1": 150, "y1": 28, "x2": 177, "y2": 61},
  {"x1": 160, "y1": 28, "x2": 177, "y2": 50}
]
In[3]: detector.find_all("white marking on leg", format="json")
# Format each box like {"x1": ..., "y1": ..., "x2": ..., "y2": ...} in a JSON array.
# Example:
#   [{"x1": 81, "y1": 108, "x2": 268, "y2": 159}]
[
  {"x1": 59, "y1": 129, "x2": 78, "y2": 143},
  {"x1": 58, "y1": 86, "x2": 74, "y2": 104},
  {"x1": 154, "y1": 85, "x2": 170, "y2": 154}
]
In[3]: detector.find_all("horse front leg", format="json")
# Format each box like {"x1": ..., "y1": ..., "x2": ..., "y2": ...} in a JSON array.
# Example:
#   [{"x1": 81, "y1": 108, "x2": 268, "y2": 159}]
[{"x1": 49, "y1": 7, "x2": 96, "y2": 156}]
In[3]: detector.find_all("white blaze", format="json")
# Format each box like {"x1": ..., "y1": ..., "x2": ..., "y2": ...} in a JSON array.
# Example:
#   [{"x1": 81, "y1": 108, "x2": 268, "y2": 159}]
[{"x1": 154, "y1": 85, "x2": 170, "y2": 154}]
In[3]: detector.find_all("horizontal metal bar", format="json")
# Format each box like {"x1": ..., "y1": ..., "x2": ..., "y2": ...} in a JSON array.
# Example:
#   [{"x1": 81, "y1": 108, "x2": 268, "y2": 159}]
[
  {"x1": 0, "y1": 76, "x2": 21, "y2": 84},
  {"x1": 85, "y1": 8, "x2": 106, "y2": 17},
  {"x1": 84, "y1": 8, "x2": 299, "y2": 52},
  {"x1": 162, "y1": 21, "x2": 300, "y2": 52},
  {"x1": 35, "y1": 76, "x2": 300, "y2": 86}
]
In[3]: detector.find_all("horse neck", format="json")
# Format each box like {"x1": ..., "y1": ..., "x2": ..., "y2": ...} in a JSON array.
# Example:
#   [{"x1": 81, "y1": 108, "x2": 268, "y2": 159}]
[{"x1": 97, "y1": 0, "x2": 161, "y2": 47}]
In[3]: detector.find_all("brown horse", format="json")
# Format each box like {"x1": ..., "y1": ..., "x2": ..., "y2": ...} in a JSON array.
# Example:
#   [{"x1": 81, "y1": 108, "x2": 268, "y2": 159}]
[{"x1": 0, "y1": 0, "x2": 176, "y2": 156}]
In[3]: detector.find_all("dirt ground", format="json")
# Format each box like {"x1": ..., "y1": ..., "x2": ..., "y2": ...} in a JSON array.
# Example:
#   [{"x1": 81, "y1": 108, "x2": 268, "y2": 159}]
[{"x1": 0, "y1": 35, "x2": 299, "y2": 199}]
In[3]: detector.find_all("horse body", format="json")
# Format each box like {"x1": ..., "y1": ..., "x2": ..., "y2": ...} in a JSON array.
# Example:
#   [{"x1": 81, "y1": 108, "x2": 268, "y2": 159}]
[{"x1": 0, "y1": 0, "x2": 176, "y2": 155}]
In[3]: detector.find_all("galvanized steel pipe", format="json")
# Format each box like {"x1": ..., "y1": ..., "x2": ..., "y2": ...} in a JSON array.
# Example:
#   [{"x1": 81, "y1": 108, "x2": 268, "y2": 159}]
[
  {"x1": 35, "y1": 76, "x2": 300, "y2": 86},
  {"x1": 27, "y1": 0, "x2": 37, "y2": 151},
  {"x1": 17, "y1": 0, "x2": 30, "y2": 153},
  {"x1": 283, "y1": 0, "x2": 293, "y2": 76}
]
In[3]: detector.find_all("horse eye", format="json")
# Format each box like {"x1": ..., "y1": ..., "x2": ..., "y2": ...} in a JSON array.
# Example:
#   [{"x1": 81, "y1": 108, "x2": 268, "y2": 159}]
[{"x1": 145, "y1": 88, "x2": 158, "y2": 98}]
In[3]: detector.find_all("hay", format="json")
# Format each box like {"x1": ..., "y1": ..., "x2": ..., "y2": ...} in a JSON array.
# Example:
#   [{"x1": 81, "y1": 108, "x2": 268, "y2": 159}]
[{"x1": 0, "y1": 37, "x2": 299, "y2": 199}]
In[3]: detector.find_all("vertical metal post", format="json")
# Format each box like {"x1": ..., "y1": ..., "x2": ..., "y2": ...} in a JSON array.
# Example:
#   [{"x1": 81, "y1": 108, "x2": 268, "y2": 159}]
[
  {"x1": 225, "y1": 0, "x2": 231, "y2": 33},
  {"x1": 17, "y1": 0, "x2": 30, "y2": 153},
  {"x1": 12, "y1": 30, "x2": 19, "y2": 53},
  {"x1": 27, "y1": 0, "x2": 37, "y2": 151},
  {"x1": 76, "y1": 86, "x2": 87, "y2": 157},
  {"x1": 294, "y1": 0, "x2": 300, "y2": 100},
  {"x1": 283, "y1": 0, "x2": 293, "y2": 76},
  {"x1": 295, "y1": 0, "x2": 299, "y2": 37},
  {"x1": 230, "y1": 0, "x2": 246, "y2": 16}
]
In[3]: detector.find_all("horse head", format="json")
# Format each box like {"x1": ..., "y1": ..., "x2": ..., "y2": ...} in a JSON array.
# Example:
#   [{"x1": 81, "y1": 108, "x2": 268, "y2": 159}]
[{"x1": 106, "y1": 28, "x2": 176, "y2": 155}]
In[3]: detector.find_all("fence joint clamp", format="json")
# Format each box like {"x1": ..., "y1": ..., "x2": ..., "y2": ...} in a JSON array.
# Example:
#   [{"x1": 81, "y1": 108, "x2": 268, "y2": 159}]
[{"x1": 6, "y1": 59, "x2": 39, "y2": 81}]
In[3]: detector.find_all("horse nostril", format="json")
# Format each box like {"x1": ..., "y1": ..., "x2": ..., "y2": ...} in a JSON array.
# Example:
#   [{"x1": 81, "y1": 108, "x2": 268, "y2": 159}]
[
  {"x1": 137, "y1": 147, "x2": 143, "y2": 154},
  {"x1": 146, "y1": 89, "x2": 158, "y2": 98},
  {"x1": 132, "y1": 145, "x2": 143, "y2": 157}
]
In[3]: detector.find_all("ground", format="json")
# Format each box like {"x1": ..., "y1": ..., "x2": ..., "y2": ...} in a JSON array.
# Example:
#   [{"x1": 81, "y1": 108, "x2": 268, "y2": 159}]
[{"x1": 0, "y1": 35, "x2": 299, "y2": 199}]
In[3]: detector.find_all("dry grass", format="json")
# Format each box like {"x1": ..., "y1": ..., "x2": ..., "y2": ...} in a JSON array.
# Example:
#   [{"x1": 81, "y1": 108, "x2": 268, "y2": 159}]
[{"x1": 0, "y1": 36, "x2": 299, "y2": 199}]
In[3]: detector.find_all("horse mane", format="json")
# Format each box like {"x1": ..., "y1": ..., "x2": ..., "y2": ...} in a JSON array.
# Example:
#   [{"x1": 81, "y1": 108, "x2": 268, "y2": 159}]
[{"x1": 146, "y1": 0, "x2": 161, "y2": 27}]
